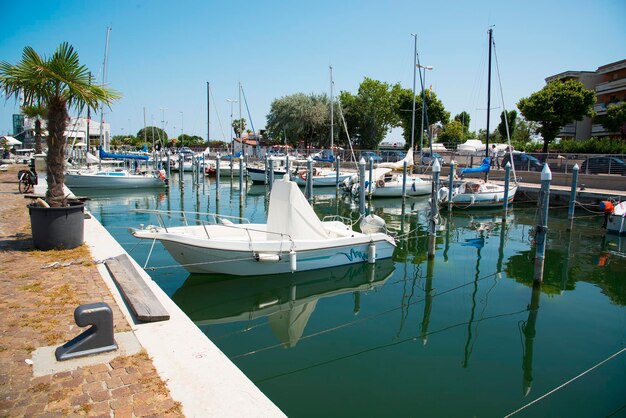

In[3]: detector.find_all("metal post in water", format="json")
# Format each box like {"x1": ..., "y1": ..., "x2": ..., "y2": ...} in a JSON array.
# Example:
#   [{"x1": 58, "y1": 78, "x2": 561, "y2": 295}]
[
  {"x1": 238, "y1": 155, "x2": 244, "y2": 206},
  {"x1": 428, "y1": 159, "x2": 441, "y2": 258},
  {"x1": 215, "y1": 154, "x2": 220, "y2": 201},
  {"x1": 166, "y1": 153, "x2": 171, "y2": 179},
  {"x1": 567, "y1": 164, "x2": 579, "y2": 231},
  {"x1": 306, "y1": 156, "x2": 313, "y2": 201},
  {"x1": 335, "y1": 156, "x2": 341, "y2": 190},
  {"x1": 448, "y1": 160, "x2": 455, "y2": 212},
  {"x1": 264, "y1": 155, "x2": 269, "y2": 185},
  {"x1": 368, "y1": 157, "x2": 373, "y2": 198},
  {"x1": 358, "y1": 158, "x2": 366, "y2": 216},
  {"x1": 402, "y1": 160, "x2": 408, "y2": 199},
  {"x1": 534, "y1": 163, "x2": 552, "y2": 284},
  {"x1": 268, "y1": 157, "x2": 275, "y2": 193},
  {"x1": 179, "y1": 153, "x2": 184, "y2": 185},
  {"x1": 285, "y1": 155, "x2": 290, "y2": 180},
  {"x1": 503, "y1": 161, "x2": 511, "y2": 212}
]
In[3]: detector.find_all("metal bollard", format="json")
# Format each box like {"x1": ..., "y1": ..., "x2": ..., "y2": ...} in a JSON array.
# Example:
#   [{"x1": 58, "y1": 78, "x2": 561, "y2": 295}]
[
  {"x1": 368, "y1": 157, "x2": 374, "y2": 198},
  {"x1": 335, "y1": 155, "x2": 341, "y2": 190},
  {"x1": 55, "y1": 302, "x2": 117, "y2": 361},
  {"x1": 402, "y1": 160, "x2": 407, "y2": 199},
  {"x1": 268, "y1": 157, "x2": 275, "y2": 192},
  {"x1": 448, "y1": 160, "x2": 455, "y2": 212},
  {"x1": 215, "y1": 154, "x2": 221, "y2": 201},
  {"x1": 306, "y1": 157, "x2": 313, "y2": 201}
]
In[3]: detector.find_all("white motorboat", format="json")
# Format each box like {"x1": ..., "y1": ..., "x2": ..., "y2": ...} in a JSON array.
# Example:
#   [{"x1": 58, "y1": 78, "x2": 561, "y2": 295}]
[
  {"x1": 132, "y1": 176, "x2": 396, "y2": 275},
  {"x1": 351, "y1": 168, "x2": 431, "y2": 198},
  {"x1": 246, "y1": 156, "x2": 302, "y2": 184},
  {"x1": 602, "y1": 200, "x2": 626, "y2": 235},
  {"x1": 65, "y1": 168, "x2": 168, "y2": 189},
  {"x1": 204, "y1": 159, "x2": 245, "y2": 177},
  {"x1": 292, "y1": 167, "x2": 357, "y2": 187}
]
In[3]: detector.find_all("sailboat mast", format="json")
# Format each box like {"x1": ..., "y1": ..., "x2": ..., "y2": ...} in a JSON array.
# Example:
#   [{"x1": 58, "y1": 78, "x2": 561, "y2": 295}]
[
  {"x1": 100, "y1": 26, "x2": 111, "y2": 152},
  {"x1": 485, "y1": 28, "x2": 493, "y2": 158},
  {"x1": 330, "y1": 66, "x2": 334, "y2": 152},
  {"x1": 410, "y1": 34, "x2": 417, "y2": 151},
  {"x1": 207, "y1": 82, "x2": 210, "y2": 146}
]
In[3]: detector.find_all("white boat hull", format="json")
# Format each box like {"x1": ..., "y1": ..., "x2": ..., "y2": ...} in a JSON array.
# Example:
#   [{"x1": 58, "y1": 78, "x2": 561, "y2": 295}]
[
  {"x1": 607, "y1": 202, "x2": 626, "y2": 235},
  {"x1": 65, "y1": 171, "x2": 167, "y2": 189},
  {"x1": 293, "y1": 172, "x2": 356, "y2": 187},
  {"x1": 440, "y1": 183, "x2": 517, "y2": 209}
]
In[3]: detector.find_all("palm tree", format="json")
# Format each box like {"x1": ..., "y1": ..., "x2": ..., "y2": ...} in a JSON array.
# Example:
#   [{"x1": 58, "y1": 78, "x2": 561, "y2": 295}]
[
  {"x1": 21, "y1": 103, "x2": 46, "y2": 154},
  {"x1": 0, "y1": 43, "x2": 120, "y2": 207}
]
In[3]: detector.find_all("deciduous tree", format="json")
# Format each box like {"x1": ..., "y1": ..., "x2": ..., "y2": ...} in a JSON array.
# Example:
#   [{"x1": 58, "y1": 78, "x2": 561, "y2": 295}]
[{"x1": 517, "y1": 80, "x2": 595, "y2": 153}]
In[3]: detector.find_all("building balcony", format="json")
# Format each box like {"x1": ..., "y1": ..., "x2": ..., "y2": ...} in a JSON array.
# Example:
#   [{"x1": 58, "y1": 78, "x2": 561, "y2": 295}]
[
  {"x1": 559, "y1": 124, "x2": 576, "y2": 135},
  {"x1": 592, "y1": 124, "x2": 608, "y2": 135},
  {"x1": 596, "y1": 78, "x2": 626, "y2": 93},
  {"x1": 594, "y1": 103, "x2": 607, "y2": 114}
]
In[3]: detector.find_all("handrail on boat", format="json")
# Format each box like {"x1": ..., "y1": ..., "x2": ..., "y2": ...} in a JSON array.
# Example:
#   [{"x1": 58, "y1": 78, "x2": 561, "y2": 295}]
[
  {"x1": 322, "y1": 214, "x2": 355, "y2": 227},
  {"x1": 133, "y1": 209, "x2": 251, "y2": 226}
]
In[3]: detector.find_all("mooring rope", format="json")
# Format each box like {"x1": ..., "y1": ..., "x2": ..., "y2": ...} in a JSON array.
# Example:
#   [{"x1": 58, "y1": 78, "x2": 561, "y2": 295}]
[{"x1": 504, "y1": 346, "x2": 626, "y2": 417}]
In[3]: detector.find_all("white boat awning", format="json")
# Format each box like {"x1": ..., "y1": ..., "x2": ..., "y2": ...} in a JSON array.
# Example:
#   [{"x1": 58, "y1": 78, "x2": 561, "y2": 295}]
[{"x1": 0, "y1": 136, "x2": 22, "y2": 145}]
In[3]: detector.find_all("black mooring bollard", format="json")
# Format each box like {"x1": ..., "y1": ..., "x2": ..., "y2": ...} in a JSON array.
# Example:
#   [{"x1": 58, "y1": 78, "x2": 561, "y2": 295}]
[{"x1": 55, "y1": 302, "x2": 117, "y2": 361}]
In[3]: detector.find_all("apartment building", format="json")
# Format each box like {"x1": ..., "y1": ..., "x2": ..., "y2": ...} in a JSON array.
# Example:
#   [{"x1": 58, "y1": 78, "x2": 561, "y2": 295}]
[{"x1": 545, "y1": 58, "x2": 626, "y2": 139}]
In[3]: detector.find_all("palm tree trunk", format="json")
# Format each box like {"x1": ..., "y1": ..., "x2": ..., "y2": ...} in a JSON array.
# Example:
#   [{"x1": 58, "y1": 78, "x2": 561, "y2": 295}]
[
  {"x1": 35, "y1": 119, "x2": 43, "y2": 154},
  {"x1": 45, "y1": 98, "x2": 69, "y2": 207}
]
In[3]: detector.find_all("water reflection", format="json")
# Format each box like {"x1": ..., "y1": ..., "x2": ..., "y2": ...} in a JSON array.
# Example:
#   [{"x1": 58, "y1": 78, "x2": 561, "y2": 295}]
[{"x1": 172, "y1": 259, "x2": 395, "y2": 348}]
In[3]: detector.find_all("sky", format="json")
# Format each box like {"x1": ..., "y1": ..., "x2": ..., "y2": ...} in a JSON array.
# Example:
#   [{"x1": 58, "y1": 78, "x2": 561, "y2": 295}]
[{"x1": 1, "y1": 0, "x2": 625, "y2": 143}]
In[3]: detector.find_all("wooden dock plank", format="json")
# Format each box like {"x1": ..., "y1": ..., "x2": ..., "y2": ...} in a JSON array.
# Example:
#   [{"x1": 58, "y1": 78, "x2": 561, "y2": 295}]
[{"x1": 105, "y1": 254, "x2": 169, "y2": 322}]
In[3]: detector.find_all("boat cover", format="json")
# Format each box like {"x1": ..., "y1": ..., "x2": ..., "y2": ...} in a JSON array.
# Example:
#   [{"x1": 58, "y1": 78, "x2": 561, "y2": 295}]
[
  {"x1": 99, "y1": 146, "x2": 149, "y2": 160},
  {"x1": 377, "y1": 147, "x2": 414, "y2": 170},
  {"x1": 461, "y1": 157, "x2": 491, "y2": 174},
  {"x1": 266, "y1": 177, "x2": 328, "y2": 240}
]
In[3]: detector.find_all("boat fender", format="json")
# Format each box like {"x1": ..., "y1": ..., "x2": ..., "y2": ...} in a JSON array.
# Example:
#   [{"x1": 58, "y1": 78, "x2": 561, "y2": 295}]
[
  {"x1": 376, "y1": 179, "x2": 385, "y2": 188},
  {"x1": 599, "y1": 201, "x2": 614, "y2": 214},
  {"x1": 411, "y1": 181, "x2": 416, "y2": 192},
  {"x1": 255, "y1": 253, "x2": 281, "y2": 262},
  {"x1": 367, "y1": 243, "x2": 376, "y2": 264},
  {"x1": 290, "y1": 250, "x2": 297, "y2": 272},
  {"x1": 299, "y1": 170, "x2": 307, "y2": 181},
  {"x1": 438, "y1": 187, "x2": 449, "y2": 203}
]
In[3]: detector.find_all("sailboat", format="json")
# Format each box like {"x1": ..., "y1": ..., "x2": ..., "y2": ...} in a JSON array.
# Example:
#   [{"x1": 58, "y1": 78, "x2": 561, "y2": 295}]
[{"x1": 437, "y1": 29, "x2": 517, "y2": 209}]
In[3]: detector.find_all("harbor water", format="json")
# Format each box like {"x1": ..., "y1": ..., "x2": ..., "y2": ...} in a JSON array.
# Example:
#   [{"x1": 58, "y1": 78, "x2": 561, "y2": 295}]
[{"x1": 86, "y1": 172, "x2": 625, "y2": 417}]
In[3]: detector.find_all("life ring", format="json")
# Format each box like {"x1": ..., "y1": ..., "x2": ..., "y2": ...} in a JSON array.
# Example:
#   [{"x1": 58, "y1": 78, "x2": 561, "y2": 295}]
[
  {"x1": 299, "y1": 170, "x2": 307, "y2": 180},
  {"x1": 376, "y1": 179, "x2": 385, "y2": 188}
]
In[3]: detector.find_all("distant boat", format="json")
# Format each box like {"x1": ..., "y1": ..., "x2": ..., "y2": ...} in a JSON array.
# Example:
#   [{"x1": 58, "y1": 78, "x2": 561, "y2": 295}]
[
  {"x1": 246, "y1": 155, "x2": 301, "y2": 184},
  {"x1": 604, "y1": 201, "x2": 626, "y2": 235},
  {"x1": 292, "y1": 166, "x2": 357, "y2": 187},
  {"x1": 132, "y1": 176, "x2": 396, "y2": 275},
  {"x1": 65, "y1": 168, "x2": 168, "y2": 189},
  {"x1": 351, "y1": 167, "x2": 431, "y2": 198}
]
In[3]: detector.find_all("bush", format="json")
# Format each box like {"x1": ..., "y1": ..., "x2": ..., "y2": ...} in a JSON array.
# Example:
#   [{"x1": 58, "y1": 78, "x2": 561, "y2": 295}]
[{"x1": 552, "y1": 138, "x2": 626, "y2": 154}]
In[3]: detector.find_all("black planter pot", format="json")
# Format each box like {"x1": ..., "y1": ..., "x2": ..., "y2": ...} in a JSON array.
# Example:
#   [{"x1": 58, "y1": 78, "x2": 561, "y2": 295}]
[{"x1": 28, "y1": 202, "x2": 85, "y2": 250}]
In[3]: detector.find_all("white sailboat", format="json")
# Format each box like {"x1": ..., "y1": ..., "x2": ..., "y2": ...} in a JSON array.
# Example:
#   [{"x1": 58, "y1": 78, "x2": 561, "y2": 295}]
[{"x1": 437, "y1": 28, "x2": 517, "y2": 209}]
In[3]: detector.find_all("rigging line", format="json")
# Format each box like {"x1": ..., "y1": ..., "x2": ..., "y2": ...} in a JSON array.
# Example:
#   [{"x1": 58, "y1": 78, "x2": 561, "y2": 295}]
[
  {"x1": 492, "y1": 37, "x2": 517, "y2": 183},
  {"x1": 231, "y1": 271, "x2": 502, "y2": 358},
  {"x1": 504, "y1": 346, "x2": 626, "y2": 418},
  {"x1": 240, "y1": 85, "x2": 256, "y2": 140},
  {"x1": 209, "y1": 86, "x2": 227, "y2": 142},
  {"x1": 143, "y1": 237, "x2": 157, "y2": 269},
  {"x1": 253, "y1": 307, "x2": 528, "y2": 384}
]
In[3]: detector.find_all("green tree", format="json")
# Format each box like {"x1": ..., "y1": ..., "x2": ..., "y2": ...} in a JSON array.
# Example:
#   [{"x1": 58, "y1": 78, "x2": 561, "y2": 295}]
[
  {"x1": 396, "y1": 88, "x2": 449, "y2": 149},
  {"x1": 21, "y1": 103, "x2": 46, "y2": 153},
  {"x1": 136, "y1": 126, "x2": 168, "y2": 147},
  {"x1": 603, "y1": 102, "x2": 626, "y2": 140},
  {"x1": 438, "y1": 119, "x2": 465, "y2": 145},
  {"x1": 265, "y1": 93, "x2": 329, "y2": 149},
  {"x1": 339, "y1": 78, "x2": 404, "y2": 150},
  {"x1": 497, "y1": 110, "x2": 517, "y2": 141},
  {"x1": 178, "y1": 134, "x2": 205, "y2": 147},
  {"x1": 232, "y1": 118, "x2": 247, "y2": 138},
  {"x1": 517, "y1": 79, "x2": 595, "y2": 153},
  {"x1": 0, "y1": 43, "x2": 120, "y2": 206}
]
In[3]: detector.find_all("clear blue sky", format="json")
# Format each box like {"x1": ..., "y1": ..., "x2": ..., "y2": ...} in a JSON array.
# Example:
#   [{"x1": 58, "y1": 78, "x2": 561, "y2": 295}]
[{"x1": 1, "y1": 0, "x2": 624, "y2": 142}]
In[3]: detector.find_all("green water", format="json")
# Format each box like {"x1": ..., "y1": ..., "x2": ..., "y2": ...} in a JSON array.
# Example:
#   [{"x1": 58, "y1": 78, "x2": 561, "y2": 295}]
[{"x1": 87, "y1": 173, "x2": 626, "y2": 417}]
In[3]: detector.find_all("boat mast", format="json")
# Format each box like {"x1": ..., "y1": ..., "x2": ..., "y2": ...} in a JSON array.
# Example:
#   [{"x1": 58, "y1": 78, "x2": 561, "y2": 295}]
[
  {"x1": 100, "y1": 26, "x2": 111, "y2": 152},
  {"x1": 485, "y1": 27, "x2": 493, "y2": 158},
  {"x1": 207, "y1": 82, "x2": 210, "y2": 146},
  {"x1": 410, "y1": 34, "x2": 417, "y2": 152},
  {"x1": 330, "y1": 65, "x2": 334, "y2": 155}
]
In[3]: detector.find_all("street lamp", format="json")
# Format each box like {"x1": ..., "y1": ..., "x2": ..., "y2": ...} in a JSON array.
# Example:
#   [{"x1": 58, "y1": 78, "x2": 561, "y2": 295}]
[{"x1": 417, "y1": 63, "x2": 433, "y2": 166}]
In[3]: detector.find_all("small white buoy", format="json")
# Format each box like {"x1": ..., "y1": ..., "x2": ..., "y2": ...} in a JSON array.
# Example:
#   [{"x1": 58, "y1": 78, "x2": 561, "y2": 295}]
[
  {"x1": 367, "y1": 243, "x2": 376, "y2": 264},
  {"x1": 289, "y1": 250, "x2": 297, "y2": 272}
]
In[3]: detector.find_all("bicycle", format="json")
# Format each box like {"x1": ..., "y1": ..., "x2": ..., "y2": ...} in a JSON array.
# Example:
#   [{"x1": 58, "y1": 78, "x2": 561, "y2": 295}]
[{"x1": 17, "y1": 164, "x2": 38, "y2": 194}]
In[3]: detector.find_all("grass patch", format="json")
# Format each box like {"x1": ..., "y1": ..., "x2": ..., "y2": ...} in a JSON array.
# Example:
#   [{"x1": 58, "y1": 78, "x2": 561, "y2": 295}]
[
  {"x1": 19, "y1": 281, "x2": 43, "y2": 292},
  {"x1": 29, "y1": 244, "x2": 93, "y2": 264}
]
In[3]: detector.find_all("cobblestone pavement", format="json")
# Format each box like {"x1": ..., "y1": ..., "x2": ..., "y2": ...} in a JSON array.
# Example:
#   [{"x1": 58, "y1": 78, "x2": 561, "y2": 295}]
[{"x1": 0, "y1": 164, "x2": 183, "y2": 417}]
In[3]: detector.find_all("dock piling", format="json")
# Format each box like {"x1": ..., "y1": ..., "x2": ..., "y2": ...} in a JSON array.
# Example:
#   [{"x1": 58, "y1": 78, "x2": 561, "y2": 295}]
[
  {"x1": 368, "y1": 158, "x2": 374, "y2": 199},
  {"x1": 215, "y1": 154, "x2": 220, "y2": 201},
  {"x1": 428, "y1": 159, "x2": 441, "y2": 258},
  {"x1": 306, "y1": 157, "x2": 313, "y2": 201},
  {"x1": 359, "y1": 158, "x2": 366, "y2": 215},
  {"x1": 448, "y1": 160, "x2": 455, "y2": 212},
  {"x1": 268, "y1": 157, "x2": 275, "y2": 193},
  {"x1": 567, "y1": 164, "x2": 579, "y2": 231},
  {"x1": 402, "y1": 161, "x2": 408, "y2": 199},
  {"x1": 503, "y1": 161, "x2": 511, "y2": 212},
  {"x1": 533, "y1": 163, "x2": 552, "y2": 284}
]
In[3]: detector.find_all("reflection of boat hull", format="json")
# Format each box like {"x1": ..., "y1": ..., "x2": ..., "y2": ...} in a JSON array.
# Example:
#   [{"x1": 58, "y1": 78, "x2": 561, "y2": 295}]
[
  {"x1": 171, "y1": 259, "x2": 395, "y2": 325},
  {"x1": 65, "y1": 170, "x2": 167, "y2": 189}
]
